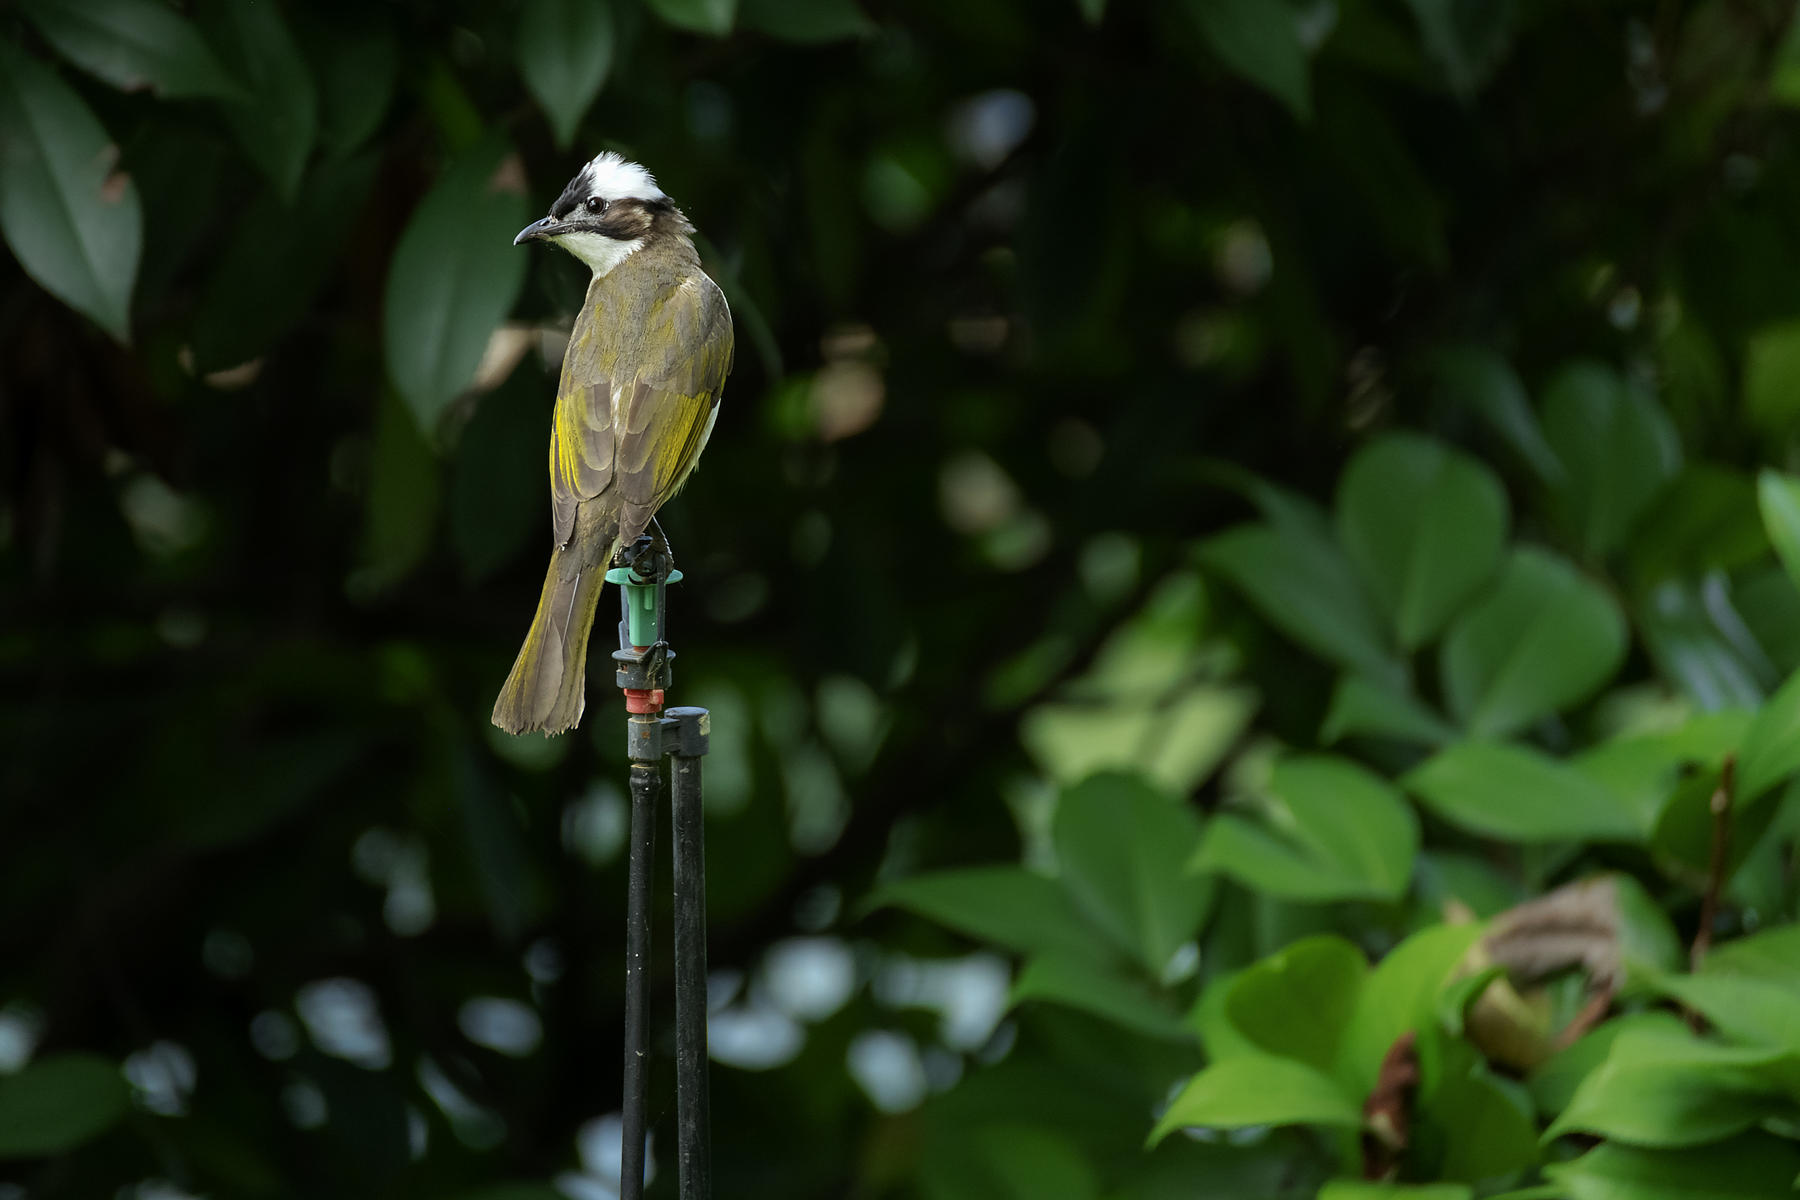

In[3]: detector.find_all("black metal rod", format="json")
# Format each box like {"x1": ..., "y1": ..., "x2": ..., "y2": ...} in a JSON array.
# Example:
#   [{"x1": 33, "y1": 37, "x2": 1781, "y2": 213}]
[
  {"x1": 620, "y1": 759, "x2": 659, "y2": 1200},
  {"x1": 670, "y1": 750, "x2": 711, "y2": 1199}
]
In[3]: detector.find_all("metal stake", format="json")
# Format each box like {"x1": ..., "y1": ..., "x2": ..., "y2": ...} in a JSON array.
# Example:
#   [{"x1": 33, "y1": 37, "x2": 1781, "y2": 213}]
[{"x1": 609, "y1": 532, "x2": 712, "y2": 1199}]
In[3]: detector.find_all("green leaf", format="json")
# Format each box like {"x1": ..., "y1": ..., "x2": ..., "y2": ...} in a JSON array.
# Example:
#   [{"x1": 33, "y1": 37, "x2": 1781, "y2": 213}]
[
  {"x1": 0, "y1": 42, "x2": 141, "y2": 342},
  {"x1": 1430, "y1": 344, "x2": 1563, "y2": 486},
  {"x1": 382, "y1": 137, "x2": 531, "y2": 441},
  {"x1": 1199, "y1": 523, "x2": 1396, "y2": 683},
  {"x1": 1630, "y1": 465, "x2": 1769, "y2": 585},
  {"x1": 353, "y1": 387, "x2": 441, "y2": 595},
  {"x1": 1653, "y1": 973, "x2": 1800, "y2": 1053},
  {"x1": 0, "y1": 1053, "x2": 130, "y2": 1158},
  {"x1": 1148, "y1": 1055, "x2": 1360, "y2": 1145},
  {"x1": 1545, "y1": 1135, "x2": 1800, "y2": 1200},
  {"x1": 1539, "y1": 359, "x2": 1682, "y2": 560},
  {"x1": 1425, "y1": 1054, "x2": 1540, "y2": 1182},
  {"x1": 739, "y1": 0, "x2": 875, "y2": 42},
  {"x1": 1336, "y1": 433, "x2": 1509, "y2": 649},
  {"x1": 201, "y1": 0, "x2": 317, "y2": 202},
  {"x1": 1052, "y1": 773, "x2": 1211, "y2": 974},
  {"x1": 1575, "y1": 709, "x2": 1750, "y2": 831},
  {"x1": 1319, "y1": 1186, "x2": 1471, "y2": 1200},
  {"x1": 1406, "y1": 740, "x2": 1642, "y2": 842},
  {"x1": 1702, "y1": 923, "x2": 1800, "y2": 988},
  {"x1": 295, "y1": 10, "x2": 397, "y2": 155},
  {"x1": 1338, "y1": 922, "x2": 1483, "y2": 1095},
  {"x1": 19, "y1": 0, "x2": 239, "y2": 99},
  {"x1": 192, "y1": 153, "x2": 378, "y2": 370},
  {"x1": 1193, "y1": 755, "x2": 1419, "y2": 901},
  {"x1": 1757, "y1": 469, "x2": 1800, "y2": 608},
  {"x1": 1528, "y1": 1011, "x2": 1692, "y2": 1117},
  {"x1": 647, "y1": 0, "x2": 737, "y2": 36},
  {"x1": 1638, "y1": 578, "x2": 1771, "y2": 712},
  {"x1": 1401, "y1": 0, "x2": 1515, "y2": 95},
  {"x1": 866, "y1": 866, "x2": 1113, "y2": 962},
  {"x1": 1439, "y1": 547, "x2": 1627, "y2": 737},
  {"x1": 1744, "y1": 319, "x2": 1800, "y2": 438},
  {"x1": 1186, "y1": 0, "x2": 1311, "y2": 120},
  {"x1": 517, "y1": 0, "x2": 616, "y2": 149},
  {"x1": 1011, "y1": 955, "x2": 1191, "y2": 1042},
  {"x1": 1738, "y1": 667, "x2": 1800, "y2": 802},
  {"x1": 1547, "y1": 1026, "x2": 1800, "y2": 1147},
  {"x1": 1077, "y1": 0, "x2": 1106, "y2": 24},
  {"x1": 1221, "y1": 935, "x2": 1366, "y2": 1073},
  {"x1": 1322, "y1": 673, "x2": 1458, "y2": 747},
  {"x1": 1020, "y1": 684, "x2": 1256, "y2": 797}
]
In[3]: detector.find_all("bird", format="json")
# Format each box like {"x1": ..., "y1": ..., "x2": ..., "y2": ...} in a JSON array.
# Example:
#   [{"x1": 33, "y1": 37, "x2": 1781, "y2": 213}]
[{"x1": 492, "y1": 151, "x2": 734, "y2": 736}]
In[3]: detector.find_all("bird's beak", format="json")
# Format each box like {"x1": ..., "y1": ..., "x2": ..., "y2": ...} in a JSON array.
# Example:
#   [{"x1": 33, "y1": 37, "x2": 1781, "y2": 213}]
[{"x1": 514, "y1": 216, "x2": 558, "y2": 246}]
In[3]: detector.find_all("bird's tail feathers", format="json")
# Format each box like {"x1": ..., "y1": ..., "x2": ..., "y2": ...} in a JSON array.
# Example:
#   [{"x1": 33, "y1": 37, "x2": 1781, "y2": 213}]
[{"x1": 492, "y1": 523, "x2": 617, "y2": 736}]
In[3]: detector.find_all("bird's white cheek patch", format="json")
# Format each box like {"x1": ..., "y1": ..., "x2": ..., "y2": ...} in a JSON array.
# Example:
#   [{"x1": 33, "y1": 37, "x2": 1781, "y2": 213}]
[{"x1": 559, "y1": 232, "x2": 644, "y2": 278}]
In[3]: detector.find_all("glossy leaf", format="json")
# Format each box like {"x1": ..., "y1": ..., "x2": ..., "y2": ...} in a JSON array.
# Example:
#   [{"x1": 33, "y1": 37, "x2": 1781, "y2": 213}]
[
  {"x1": 1439, "y1": 547, "x2": 1626, "y2": 737},
  {"x1": 1148, "y1": 1055, "x2": 1359, "y2": 1145},
  {"x1": 1757, "y1": 469, "x2": 1800, "y2": 605},
  {"x1": 1336, "y1": 433, "x2": 1508, "y2": 649},
  {"x1": 1637, "y1": 578, "x2": 1771, "y2": 712},
  {"x1": 1052, "y1": 773, "x2": 1210, "y2": 973},
  {"x1": 382, "y1": 138, "x2": 531, "y2": 440},
  {"x1": 202, "y1": 0, "x2": 317, "y2": 201},
  {"x1": 1547, "y1": 1026, "x2": 1800, "y2": 1146},
  {"x1": 1539, "y1": 359, "x2": 1681, "y2": 559},
  {"x1": 1199, "y1": 523, "x2": 1396, "y2": 683},
  {"x1": 1737, "y1": 667, "x2": 1800, "y2": 802},
  {"x1": 517, "y1": 0, "x2": 616, "y2": 149},
  {"x1": 1186, "y1": 0, "x2": 1311, "y2": 120},
  {"x1": 19, "y1": 0, "x2": 239, "y2": 99},
  {"x1": 0, "y1": 1053, "x2": 130, "y2": 1158},
  {"x1": 1338, "y1": 923, "x2": 1483, "y2": 1095},
  {"x1": 1406, "y1": 740, "x2": 1642, "y2": 842},
  {"x1": 1220, "y1": 935, "x2": 1365, "y2": 1073},
  {"x1": 1544, "y1": 1136, "x2": 1800, "y2": 1200},
  {"x1": 647, "y1": 0, "x2": 736, "y2": 36},
  {"x1": 1321, "y1": 673, "x2": 1457, "y2": 747},
  {"x1": 868, "y1": 866, "x2": 1113, "y2": 962},
  {"x1": 1011, "y1": 955, "x2": 1190, "y2": 1042},
  {"x1": 0, "y1": 43, "x2": 141, "y2": 343},
  {"x1": 1192, "y1": 755, "x2": 1418, "y2": 901}
]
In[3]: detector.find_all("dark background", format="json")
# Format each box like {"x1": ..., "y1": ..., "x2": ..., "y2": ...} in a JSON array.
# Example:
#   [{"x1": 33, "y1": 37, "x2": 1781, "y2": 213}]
[{"x1": 3, "y1": 1, "x2": 1800, "y2": 1197}]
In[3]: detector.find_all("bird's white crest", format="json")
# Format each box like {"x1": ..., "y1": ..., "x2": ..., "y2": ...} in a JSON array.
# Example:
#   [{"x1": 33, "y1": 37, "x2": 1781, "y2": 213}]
[{"x1": 576, "y1": 151, "x2": 665, "y2": 204}]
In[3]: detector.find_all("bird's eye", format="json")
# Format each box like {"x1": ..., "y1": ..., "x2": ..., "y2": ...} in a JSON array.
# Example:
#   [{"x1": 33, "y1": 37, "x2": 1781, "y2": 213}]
[{"x1": 585, "y1": 196, "x2": 607, "y2": 215}]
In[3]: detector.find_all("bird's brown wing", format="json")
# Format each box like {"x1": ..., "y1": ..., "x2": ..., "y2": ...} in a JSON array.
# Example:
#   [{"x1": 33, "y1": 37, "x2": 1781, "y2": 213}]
[{"x1": 548, "y1": 266, "x2": 733, "y2": 548}]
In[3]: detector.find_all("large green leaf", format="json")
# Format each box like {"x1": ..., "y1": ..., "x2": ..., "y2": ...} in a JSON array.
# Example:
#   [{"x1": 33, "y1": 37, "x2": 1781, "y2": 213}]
[
  {"x1": 1701, "y1": 923, "x2": 1800, "y2": 988},
  {"x1": 1185, "y1": 0, "x2": 1311, "y2": 120},
  {"x1": 1528, "y1": 1011, "x2": 1692, "y2": 1117},
  {"x1": 1630, "y1": 465, "x2": 1769, "y2": 584},
  {"x1": 0, "y1": 1053, "x2": 130, "y2": 1158},
  {"x1": 1220, "y1": 935, "x2": 1365, "y2": 1074},
  {"x1": 1199, "y1": 523, "x2": 1396, "y2": 683},
  {"x1": 295, "y1": 9, "x2": 397, "y2": 155},
  {"x1": 1422, "y1": 1048, "x2": 1539, "y2": 1182},
  {"x1": 1406, "y1": 740, "x2": 1643, "y2": 842},
  {"x1": 647, "y1": 0, "x2": 736, "y2": 36},
  {"x1": 1148, "y1": 1055, "x2": 1360, "y2": 1145},
  {"x1": 1637, "y1": 578, "x2": 1770, "y2": 712},
  {"x1": 1737, "y1": 667, "x2": 1800, "y2": 802},
  {"x1": 1192, "y1": 755, "x2": 1418, "y2": 901},
  {"x1": 1547, "y1": 1026, "x2": 1800, "y2": 1147},
  {"x1": 1544, "y1": 1136, "x2": 1800, "y2": 1200},
  {"x1": 382, "y1": 137, "x2": 531, "y2": 441},
  {"x1": 1052, "y1": 773, "x2": 1211, "y2": 974},
  {"x1": 1338, "y1": 923, "x2": 1483, "y2": 1095},
  {"x1": 1652, "y1": 973, "x2": 1800, "y2": 1053},
  {"x1": 1431, "y1": 344, "x2": 1563, "y2": 485},
  {"x1": 517, "y1": 0, "x2": 616, "y2": 149},
  {"x1": 1439, "y1": 547, "x2": 1626, "y2": 737},
  {"x1": 867, "y1": 866, "x2": 1113, "y2": 962},
  {"x1": 19, "y1": 0, "x2": 239, "y2": 99},
  {"x1": 1336, "y1": 433, "x2": 1508, "y2": 649},
  {"x1": 201, "y1": 0, "x2": 317, "y2": 201},
  {"x1": 1011, "y1": 955, "x2": 1191, "y2": 1042},
  {"x1": 0, "y1": 42, "x2": 142, "y2": 342},
  {"x1": 1757, "y1": 469, "x2": 1800, "y2": 601},
  {"x1": 1539, "y1": 359, "x2": 1681, "y2": 559},
  {"x1": 1321, "y1": 673, "x2": 1458, "y2": 747}
]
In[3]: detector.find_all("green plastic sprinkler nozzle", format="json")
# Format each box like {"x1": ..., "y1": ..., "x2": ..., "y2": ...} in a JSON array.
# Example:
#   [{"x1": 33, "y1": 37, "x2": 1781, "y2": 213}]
[{"x1": 606, "y1": 565, "x2": 684, "y2": 648}]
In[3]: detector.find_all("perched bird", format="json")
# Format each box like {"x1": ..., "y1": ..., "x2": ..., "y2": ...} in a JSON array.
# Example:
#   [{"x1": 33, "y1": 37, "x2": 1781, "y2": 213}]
[{"x1": 493, "y1": 152, "x2": 734, "y2": 735}]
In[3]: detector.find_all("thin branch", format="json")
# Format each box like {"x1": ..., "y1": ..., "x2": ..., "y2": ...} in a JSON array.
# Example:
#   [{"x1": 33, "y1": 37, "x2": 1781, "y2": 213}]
[{"x1": 1690, "y1": 754, "x2": 1736, "y2": 973}]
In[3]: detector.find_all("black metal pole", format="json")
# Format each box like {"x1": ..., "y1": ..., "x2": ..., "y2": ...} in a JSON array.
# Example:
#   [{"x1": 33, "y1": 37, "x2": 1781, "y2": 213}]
[
  {"x1": 619, "y1": 757, "x2": 658, "y2": 1200},
  {"x1": 665, "y1": 707, "x2": 712, "y2": 1199}
]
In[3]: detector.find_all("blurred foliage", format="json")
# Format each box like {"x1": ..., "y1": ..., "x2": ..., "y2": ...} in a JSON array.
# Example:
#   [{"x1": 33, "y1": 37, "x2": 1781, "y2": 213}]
[{"x1": 4, "y1": 0, "x2": 1800, "y2": 1198}]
